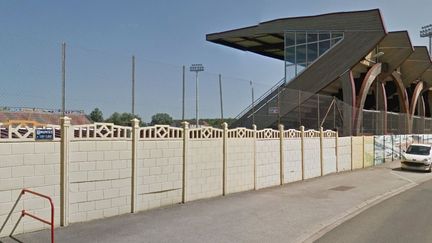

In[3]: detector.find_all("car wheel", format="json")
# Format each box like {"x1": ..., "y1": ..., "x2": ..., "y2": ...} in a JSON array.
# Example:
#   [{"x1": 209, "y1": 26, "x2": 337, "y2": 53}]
[{"x1": 428, "y1": 165, "x2": 432, "y2": 173}]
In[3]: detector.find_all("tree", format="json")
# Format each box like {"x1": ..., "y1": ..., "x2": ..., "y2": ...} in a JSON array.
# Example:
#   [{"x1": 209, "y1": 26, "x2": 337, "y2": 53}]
[
  {"x1": 89, "y1": 108, "x2": 104, "y2": 122},
  {"x1": 151, "y1": 113, "x2": 173, "y2": 125},
  {"x1": 105, "y1": 112, "x2": 145, "y2": 126}
]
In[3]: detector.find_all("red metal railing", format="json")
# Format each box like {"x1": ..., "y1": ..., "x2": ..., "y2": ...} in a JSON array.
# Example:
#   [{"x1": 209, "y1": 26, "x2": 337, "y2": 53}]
[{"x1": 0, "y1": 188, "x2": 54, "y2": 243}]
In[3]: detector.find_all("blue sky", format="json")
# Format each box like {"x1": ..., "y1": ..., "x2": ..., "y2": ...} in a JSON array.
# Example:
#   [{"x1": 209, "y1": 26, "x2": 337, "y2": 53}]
[{"x1": 0, "y1": 0, "x2": 431, "y2": 122}]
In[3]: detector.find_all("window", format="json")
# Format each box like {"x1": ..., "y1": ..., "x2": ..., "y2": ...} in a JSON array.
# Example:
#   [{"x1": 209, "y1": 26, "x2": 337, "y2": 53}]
[{"x1": 284, "y1": 31, "x2": 344, "y2": 83}]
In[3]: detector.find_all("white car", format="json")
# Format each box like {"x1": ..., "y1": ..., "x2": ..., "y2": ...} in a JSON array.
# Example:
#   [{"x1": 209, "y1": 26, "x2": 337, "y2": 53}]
[{"x1": 401, "y1": 144, "x2": 432, "y2": 172}]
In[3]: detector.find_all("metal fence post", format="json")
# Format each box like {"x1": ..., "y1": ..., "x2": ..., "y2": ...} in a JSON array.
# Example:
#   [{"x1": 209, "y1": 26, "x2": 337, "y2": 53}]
[
  {"x1": 60, "y1": 116, "x2": 71, "y2": 227},
  {"x1": 131, "y1": 118, "x2": 139, "y2": 213}
]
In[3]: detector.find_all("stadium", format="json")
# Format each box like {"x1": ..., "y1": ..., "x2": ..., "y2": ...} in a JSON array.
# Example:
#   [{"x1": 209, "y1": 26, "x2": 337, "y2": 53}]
[{"x1": 207, "y1": 9, "x2": 432, "y2": 136}]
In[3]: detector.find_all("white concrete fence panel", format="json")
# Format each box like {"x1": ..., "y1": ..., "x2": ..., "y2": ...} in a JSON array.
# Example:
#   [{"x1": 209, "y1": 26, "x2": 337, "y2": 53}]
[{"x1": 3, "y1": 118, "x2": 404, "y2": 237}]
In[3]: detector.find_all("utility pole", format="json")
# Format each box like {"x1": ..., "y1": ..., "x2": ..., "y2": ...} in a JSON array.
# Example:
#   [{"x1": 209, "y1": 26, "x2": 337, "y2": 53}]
[
  {"x1": 251, "y1": 81, "x2": 255, "y2": 126},
  {"x1": 61, "y1": 42, "x2": 66, "y2": 117},
  {"x1": 182, "y1": 65, "x2": 185, "y2": 121},
  {"x1": 219, "y1": 74, "x2": 224, "y2": 123},
  {"x1": 131, "y1": 56, "x2": 135, "y2": 115}
]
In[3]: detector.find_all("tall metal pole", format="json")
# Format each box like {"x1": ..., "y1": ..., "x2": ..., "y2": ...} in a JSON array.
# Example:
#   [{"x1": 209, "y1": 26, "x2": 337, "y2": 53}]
[
  {"x1": 219, "y1": 74, "x2": 224, "y2": 123},
  {"x1": 251, "y1": 81, "x2": 255, "y2": 126},
  {"x1": 61, "y1": 42, "x2": 66, "y2": 117},
  {"x1": 131, "y1": 55, "x2": 135, "y2": 115},
  {"x1": 189, "y1": 64, "x2": 204, "y2": 127},
  {"x1": 182, "y1": 66, "x2": 185, "y2": 121},
  {"x1": 195, "y1": 71, "x2": 199, "y2": 127},
  {"x1": 429, "y1": 36, "x2": 431, "y2": 56}
]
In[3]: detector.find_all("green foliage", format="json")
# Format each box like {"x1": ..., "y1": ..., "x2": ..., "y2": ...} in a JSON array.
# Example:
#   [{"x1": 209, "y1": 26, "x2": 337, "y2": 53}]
[
  {"x1": 151, "y1": 113, "x2": 173, "y2": 125},
  {"x1": 202, "y1": 118, "x2": 237, "y2": 127},
  {"x1": 89, "y1": 108, "x2": 104, "y2": 122},
  {"x1": 105, "y1": 112, "x2": 145, "y2": 126}
]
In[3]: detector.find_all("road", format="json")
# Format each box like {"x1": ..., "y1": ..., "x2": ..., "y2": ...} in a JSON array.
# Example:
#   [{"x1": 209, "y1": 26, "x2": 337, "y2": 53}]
[{"x1": 316, "y1": 177, "x2": 432, "y2": 243}]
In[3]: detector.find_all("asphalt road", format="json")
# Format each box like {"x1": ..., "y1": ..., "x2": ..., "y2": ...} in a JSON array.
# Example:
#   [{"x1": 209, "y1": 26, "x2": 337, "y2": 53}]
[{"x1": 316, "y1": 177, "x2": 432, "y2": 243}]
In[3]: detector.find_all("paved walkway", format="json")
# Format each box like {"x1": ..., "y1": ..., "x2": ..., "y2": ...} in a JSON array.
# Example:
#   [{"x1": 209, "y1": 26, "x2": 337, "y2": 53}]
[{"x1": 1, "y1": 161, "x2": 431, "y2": 243}]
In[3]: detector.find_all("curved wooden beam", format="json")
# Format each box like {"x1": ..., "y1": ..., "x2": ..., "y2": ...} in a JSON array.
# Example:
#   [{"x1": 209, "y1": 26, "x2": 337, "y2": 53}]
[
  {"x1": 354, "y1": 63, "x2": 382, "y2": 134},
  {"x1": 391, "y1": 71, "x2": 410, "y2": 114}
]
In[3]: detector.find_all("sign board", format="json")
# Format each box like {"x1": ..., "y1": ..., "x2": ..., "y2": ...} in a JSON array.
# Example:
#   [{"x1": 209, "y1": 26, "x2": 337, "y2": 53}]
[
  {"x1": 35, "y1": 129, "x2": 54, "y2": 140},
  {"x1": 268, "y1": 107, "x2": 280, "y2": 114}
]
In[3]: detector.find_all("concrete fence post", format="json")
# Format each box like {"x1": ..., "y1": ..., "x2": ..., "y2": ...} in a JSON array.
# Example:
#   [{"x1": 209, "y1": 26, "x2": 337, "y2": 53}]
[
  {"x1": 335, "y1": 130, "x2": 339, "y2": 172},
  {"x1": 362, "y1": 135, "x2": 365, "y2": 168},
  {"x1": 252, "y1": 124, "x2": 257, "y2": 190},
  {"x1": 181, "y1": 121, "x2": 189, "y2": 203},
  {"x1": 300, "y1": 126, "x2": 305, "y2": 180},
  {"x1": 351, "y1": 136, "x2": 354, "y2": 170},
  {"x1": 222, "y1": 122, "x2": 228, "y2": 195},
  {"x1": 60, "y1": 116, "x2": 71, "y2": 227},
  {"x1": 279, "y1": 124, "x2": 284, "y2": 185},
  {"x1": 320, "y1": 127, "x2": 324, "y2": 176},
  {"x1": 131, "y1": 118, "x2": 140, "y2": 213}
]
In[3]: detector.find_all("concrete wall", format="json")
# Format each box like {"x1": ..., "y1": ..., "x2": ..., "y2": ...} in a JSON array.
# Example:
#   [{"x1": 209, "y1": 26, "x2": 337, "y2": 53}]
[
  {"x1": 283, "y1": 138, "x2": 302, "y2": 183},
  {"x1": 337, "y1": 137, "x2": 352, "y2": 171},
  {"x1": 2, "y1": 122, "x2": 401, "y2": 237},
  {"x1": 303, "y1": 138, "x2": 321, "y2": 179},
  {"x1": 68, "y1": 140, "x2": 132, "y2": 223},
  {"x1": 137, "y1": 140, "x2": 183, "y2": 211},
  {"x1": 364, "y1": 136, "x2": 374, "y2": 167},
  {"x1": 352, "y1": 137, "x2": 363, "y2": 169},
  {"x1": 256, "y1": 139, "x2": 280, "y2": 189},
  {"x1": 186, "y1": 139, "x2": 223, "y2": 201},
  {"x1": 322, "y1": 138, "x2": 337, "y2": 175},
  {"x1": 226, "y1": 138, "x2": 254, "y2": 194},
  {"x1": 0, "y1": 142, "x2": 60, "y2": 237}
]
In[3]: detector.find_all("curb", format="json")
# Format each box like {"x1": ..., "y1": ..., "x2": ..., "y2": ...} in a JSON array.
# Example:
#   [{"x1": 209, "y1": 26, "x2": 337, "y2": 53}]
[{"x1": 298, "y1": 181, "x2": 418, "y2": 243}]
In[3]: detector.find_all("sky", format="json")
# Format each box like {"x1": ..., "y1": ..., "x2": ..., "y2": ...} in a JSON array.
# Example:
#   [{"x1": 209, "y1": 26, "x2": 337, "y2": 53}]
[{"x1": 0, "y1": 0, "x2": 431, "y2": 122}]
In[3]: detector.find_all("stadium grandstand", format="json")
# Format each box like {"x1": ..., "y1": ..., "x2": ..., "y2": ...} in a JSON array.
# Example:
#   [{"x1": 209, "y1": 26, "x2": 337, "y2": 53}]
[{"x1": 207, "y1": 9, "x2": 432, "y2": 136}]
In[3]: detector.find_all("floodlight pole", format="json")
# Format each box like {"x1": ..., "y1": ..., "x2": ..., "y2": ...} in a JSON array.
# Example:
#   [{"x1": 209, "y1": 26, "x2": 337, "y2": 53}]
[
  {"x1": 420, "y1": 24, "x2": 432, "y2": 56},
  {"x1": 190, "y1": 64, "x2": 204, "y2": 127}
]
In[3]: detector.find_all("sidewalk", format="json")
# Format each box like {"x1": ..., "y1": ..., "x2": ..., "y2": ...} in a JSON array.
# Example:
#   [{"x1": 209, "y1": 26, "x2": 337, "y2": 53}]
[{"x1": 2, "y1": 161, "x2": 431, "y2": 243}]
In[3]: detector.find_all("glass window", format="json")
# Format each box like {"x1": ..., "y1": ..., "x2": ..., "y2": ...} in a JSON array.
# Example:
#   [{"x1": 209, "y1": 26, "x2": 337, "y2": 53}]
[
  {"x1": 297, "y1": 64, "x2": 306, "y2": 74},
  {"x1": 319, "y1": 40, "x2": 331, "y2": 56},
  {"x1": 406, "y1": 145, "x2": 431, "y2": 155},
  {"x1": 285, "y1": 32, "x2": 295, "y2": 47},
  {"x1": 285, "y1": 47, "x2": 295, "y2": 64},
  {"x1": 296, "y1": 44, "x2": 306, "y2": 63},
  {"x1": 331, "y1": 37, "x2": 343, "y2": 46},
  {"x1": 285, "y1": 64, "x2": 296, "y2": 81},
  {"x1": 332, "y1": 32, "x2": 343, "y2": 39},
  {"x1": 296, "y1": 32, "x2": 306, "y2": 45},
  {"x1": 307, "y1": 33, "x2": 318, "y2": 43},
  {"x1": 319, "y1": 32, "x2": 330, "y2": 41},
  {"x1": 307, "y1": 43, "x2": 318, "y2": 63}
]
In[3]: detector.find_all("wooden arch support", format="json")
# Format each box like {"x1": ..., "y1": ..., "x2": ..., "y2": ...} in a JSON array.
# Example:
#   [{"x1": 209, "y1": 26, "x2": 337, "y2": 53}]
[{"x1": 354, "y1": 63, "x2": 382, "y2": 134}]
